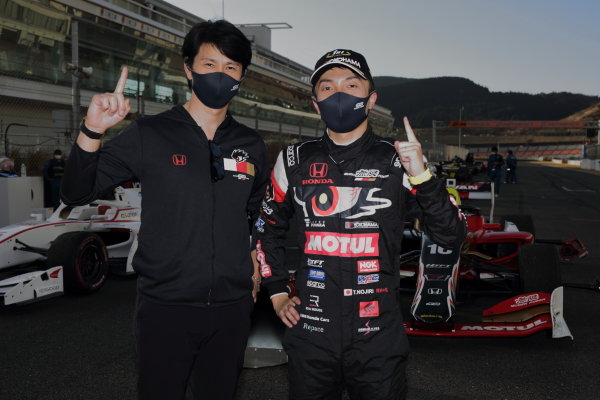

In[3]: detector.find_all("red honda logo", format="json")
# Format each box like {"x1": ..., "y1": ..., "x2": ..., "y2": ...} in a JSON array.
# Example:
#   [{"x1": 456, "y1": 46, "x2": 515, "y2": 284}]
[
  {"x1": 310, "y1": 163, "x2": 328, "y2": 178},
  {"x1": 172, "y1": 154, "x2": 187, "y2": 166}
]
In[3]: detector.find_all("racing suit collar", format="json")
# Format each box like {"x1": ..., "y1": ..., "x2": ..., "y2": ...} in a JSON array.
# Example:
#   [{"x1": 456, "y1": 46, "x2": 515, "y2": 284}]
[{"x1": 323, "y1": 125, "x2": 375, "y2": 165}]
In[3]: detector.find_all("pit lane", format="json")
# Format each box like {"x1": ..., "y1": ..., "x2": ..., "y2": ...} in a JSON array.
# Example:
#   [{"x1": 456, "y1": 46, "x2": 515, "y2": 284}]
[{"x1": 1, "y1": 161, "x2": 598, "y2": 400}]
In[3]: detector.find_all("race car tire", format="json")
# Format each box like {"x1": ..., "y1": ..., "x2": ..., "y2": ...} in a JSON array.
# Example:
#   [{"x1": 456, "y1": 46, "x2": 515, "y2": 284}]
[
  {"x1": 519, "y1": 243, "x2": 560, "y2": 293},
  {"x1": 47, "y1": 232, "x2": 109, "y2": 294},
  {"x1": 501, "y1": 214, "x2": 535, "y2": 236}
]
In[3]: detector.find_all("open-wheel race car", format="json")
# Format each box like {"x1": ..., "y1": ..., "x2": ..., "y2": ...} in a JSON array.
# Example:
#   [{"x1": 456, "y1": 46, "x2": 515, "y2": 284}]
[
  {"x1": 0, "y1": 186, "x2": 140, "y2": 306},
  {"x1": 399, "y1": 204, "x2": 591, "y2": 339}
]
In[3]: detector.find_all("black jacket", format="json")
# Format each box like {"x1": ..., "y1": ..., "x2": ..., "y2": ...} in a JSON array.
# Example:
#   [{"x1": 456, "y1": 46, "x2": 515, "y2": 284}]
[
  {"x1": 256, "y1": 127, "x2": 466, "y2": 296},
  {"x1": 61, "y1": 106, "x2": 269, "y2": 306}
]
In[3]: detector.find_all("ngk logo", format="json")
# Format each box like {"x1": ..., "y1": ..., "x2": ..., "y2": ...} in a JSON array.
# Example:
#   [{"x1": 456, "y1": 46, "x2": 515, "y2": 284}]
[
  {"x1": 305, "y1": 232, "x2": 379, "y2": 257},
  {"x1": 309, "y1": 163, "x2": 329, "y2": 178},
  {"x1": 357, "y1": 259, "x2": 380, "y2": 273}
]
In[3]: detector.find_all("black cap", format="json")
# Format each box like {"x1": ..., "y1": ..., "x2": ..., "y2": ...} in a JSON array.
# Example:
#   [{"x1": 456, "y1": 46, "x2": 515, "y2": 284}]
[
  {"x1": 310, "y1": 49, "x2": 373, "y2": 86},
  {"x1": 54, "y1": 149, "x2": 62, "y2": 155}
]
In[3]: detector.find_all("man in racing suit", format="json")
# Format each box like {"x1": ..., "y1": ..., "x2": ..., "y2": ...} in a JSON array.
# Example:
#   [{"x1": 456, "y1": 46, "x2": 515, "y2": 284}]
[{"x1": 255, "y1": 49, "x2": 466, "y2": 399}]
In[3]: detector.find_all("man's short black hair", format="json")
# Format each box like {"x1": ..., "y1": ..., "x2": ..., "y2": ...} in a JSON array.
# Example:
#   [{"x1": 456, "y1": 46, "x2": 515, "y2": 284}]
[
  {"x1": 182, "y1": 20, "x2": 252, "y2": 75},
  {"x1": 491, "y1": 146, "x2": 498, "y2": 152}
]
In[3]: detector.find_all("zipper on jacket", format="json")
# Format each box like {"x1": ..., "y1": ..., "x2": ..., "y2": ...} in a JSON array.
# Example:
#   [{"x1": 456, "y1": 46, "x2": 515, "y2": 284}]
[{"x1": 207, "y1": 173, "x2": 216, "y2": 306}]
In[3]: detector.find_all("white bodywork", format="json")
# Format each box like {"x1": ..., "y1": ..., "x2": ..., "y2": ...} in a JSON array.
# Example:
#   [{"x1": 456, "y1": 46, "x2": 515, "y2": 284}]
[{"x1": 0, "y1": 186, "x2": 141, "y2": 305}]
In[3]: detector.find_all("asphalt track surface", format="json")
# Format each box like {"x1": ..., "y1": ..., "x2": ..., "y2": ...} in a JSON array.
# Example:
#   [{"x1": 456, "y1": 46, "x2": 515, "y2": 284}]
[{"x1": 1, "y1": 162, "x2": 599, "y2": 400}]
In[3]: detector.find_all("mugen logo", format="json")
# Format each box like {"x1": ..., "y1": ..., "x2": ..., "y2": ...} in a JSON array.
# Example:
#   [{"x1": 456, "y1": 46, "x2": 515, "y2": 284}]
[
  {"x1": 310, "y1": 163, "x2": 328, "y2": 178},
  {"x1": 172, "y1": 154, "x2": 187, "y2": 166},
  {"x1": 305, "y1": 232, "x2": 379, "y2": 257}
]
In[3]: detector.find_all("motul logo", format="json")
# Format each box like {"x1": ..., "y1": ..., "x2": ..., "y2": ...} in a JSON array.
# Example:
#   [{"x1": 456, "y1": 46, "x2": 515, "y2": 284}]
[
  {"x1": 460, "y1": 319, "x2": 545, "y2": 332},
  {"x1": 172, "y1": 154, "x2": 187, "y2": 166},
  {"x1": 310, "y1": 163, "x2": 328, "y2": 178},
  {"x1": 305, "y1": 232, "x2": 378, "y2": 257}
]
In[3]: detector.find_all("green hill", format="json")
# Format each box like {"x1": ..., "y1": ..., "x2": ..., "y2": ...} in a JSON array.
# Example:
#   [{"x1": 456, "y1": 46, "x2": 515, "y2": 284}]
[{"x1": 373, "y1": 76, "x2": 600, "y2": 128}]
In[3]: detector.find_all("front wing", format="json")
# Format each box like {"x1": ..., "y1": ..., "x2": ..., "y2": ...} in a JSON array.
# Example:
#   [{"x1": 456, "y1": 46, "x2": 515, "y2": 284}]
[{"x1": 405, "y1": 287, "x2": 573, "y2": 339}]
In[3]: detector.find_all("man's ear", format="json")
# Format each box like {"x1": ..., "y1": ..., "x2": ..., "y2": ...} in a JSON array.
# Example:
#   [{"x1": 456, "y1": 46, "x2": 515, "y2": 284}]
[
  {"x1": 311, "y1": 97, "x2": 320, "y2": 115},
  {"x1": 367, "y1": 91, "x2": 378, "y2": 111},
  {"x1": 183, "y1": 62, "x2": 193, "y2": 81}
]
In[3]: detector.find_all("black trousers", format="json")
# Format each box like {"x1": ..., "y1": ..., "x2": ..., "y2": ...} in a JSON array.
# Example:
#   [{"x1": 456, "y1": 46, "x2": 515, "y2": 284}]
[
  {"x1": 283, "y1": 273, "x2": 409, "y2": 400},
  {"x1": 134, "y1": 295, "x2": 253, "y2": 400}
]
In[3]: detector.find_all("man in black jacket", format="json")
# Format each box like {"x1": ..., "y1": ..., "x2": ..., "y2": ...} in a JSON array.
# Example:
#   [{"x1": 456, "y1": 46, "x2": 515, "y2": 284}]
[
  {"x1": 255, "y1": 49, "x2": 466, "y2": 399},
  {"x1": 61, "y1": 21, "x2": 268, "y2": 400}
]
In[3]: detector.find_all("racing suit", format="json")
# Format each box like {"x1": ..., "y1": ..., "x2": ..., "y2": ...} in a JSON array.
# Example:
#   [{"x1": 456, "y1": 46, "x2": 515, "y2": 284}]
[{"x1": 256, "y1": 128, "x2": 466, "y2": 399}]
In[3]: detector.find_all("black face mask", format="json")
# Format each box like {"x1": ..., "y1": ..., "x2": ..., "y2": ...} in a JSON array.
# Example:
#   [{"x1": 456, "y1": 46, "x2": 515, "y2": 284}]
[
  {"x1": 188, "y1": 70, "x2": 240, "y2": 109},
  {"x1": 316, "y1": 92, "x2": 371, "y2": 133}
]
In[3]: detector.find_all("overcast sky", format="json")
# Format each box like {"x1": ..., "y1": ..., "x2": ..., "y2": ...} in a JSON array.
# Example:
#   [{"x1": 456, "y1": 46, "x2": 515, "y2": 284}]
[{"x1": 167, "y1": 0, "x2": 599, "y2": 96}]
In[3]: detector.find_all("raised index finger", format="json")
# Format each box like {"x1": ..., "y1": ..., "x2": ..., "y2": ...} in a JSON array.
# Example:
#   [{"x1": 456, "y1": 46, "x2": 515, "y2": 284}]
[
  {"x1": 403, "y1": 116, "x2": 419, "y2": 143},
  {"x1": 114, "y1": 67, "x2": 128, "y2": 94}
]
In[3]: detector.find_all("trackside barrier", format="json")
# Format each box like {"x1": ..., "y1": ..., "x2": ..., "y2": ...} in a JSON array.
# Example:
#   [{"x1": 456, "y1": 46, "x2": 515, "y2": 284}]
[{"x1": 580, "y1": 159, "x2": 594, "y2": 170}]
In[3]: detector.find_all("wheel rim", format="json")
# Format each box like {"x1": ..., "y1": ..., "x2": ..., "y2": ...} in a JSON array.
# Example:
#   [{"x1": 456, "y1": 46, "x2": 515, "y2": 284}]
[{"x1": 77, "y1": 244, "x2": 106, "y2": 287}]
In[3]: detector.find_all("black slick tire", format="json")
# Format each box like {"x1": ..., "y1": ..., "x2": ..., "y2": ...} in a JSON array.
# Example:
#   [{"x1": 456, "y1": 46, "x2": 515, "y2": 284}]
[{"x1": 47, "y1": 232, "x2": 109, "y2": 294}]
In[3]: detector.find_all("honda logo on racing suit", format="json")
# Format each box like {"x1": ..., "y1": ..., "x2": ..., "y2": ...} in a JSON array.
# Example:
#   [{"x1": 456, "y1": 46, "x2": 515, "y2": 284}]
[
  {"x1": 172, "y1": 154, "x2": 187, "y2": 166},
  {"x1": 305, "y1": 232, "x2": 379, "y2": 257},
  {"x1": 310, "y1": 163, "x2": 328, "y2": 178}
]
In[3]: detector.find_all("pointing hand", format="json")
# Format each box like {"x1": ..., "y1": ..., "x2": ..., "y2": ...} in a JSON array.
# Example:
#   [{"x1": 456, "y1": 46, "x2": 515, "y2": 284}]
[
  {"x1": 84, "y1": 67, "x2": 131, "y2": 134},
  {"x1": 394, "y1": 117, "x2": 426, "y2": 177}
]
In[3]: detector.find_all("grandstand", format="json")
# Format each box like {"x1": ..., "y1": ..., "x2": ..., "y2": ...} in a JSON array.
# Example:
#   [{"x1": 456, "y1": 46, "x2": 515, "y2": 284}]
[{"x1": 0, "y1": 0, "x2": 395, "y2": 169}]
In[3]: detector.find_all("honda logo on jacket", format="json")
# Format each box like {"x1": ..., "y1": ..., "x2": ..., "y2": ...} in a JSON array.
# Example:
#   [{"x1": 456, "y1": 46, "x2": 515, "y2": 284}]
[
  {"x1": 172, "y1": 154, "x2": 187, "y2": 166},
  {"x1": 310, "y1": 163, "x2": 328, "y2": 178}
]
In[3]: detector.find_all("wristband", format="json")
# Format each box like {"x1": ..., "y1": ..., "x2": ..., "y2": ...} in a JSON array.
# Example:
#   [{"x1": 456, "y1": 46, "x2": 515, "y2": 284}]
[
  {"x1": 408, "y1": 169, "x2": 433, "y2": 185},
  {"x1": 80, "y1": 121, "x2": 104, "y2": 140}
]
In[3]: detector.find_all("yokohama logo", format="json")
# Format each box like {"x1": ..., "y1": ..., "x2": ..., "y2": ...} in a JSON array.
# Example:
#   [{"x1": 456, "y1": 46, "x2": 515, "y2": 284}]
[
  {"x1": 357, "y1": 259, "x2": 380, "y2": 273},
  {"x1": 305, "y1": 232, "x2": 379, "y2": 257}
]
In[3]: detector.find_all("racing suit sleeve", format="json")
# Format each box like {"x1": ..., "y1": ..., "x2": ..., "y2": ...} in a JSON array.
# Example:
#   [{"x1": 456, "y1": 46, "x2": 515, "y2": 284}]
[
  {"x1": 247, "y1": 140, "x2": 270, "y2": 243},
  {"x1": 255, "y1": 150, "x2": 294, "y2": 297},
  {"x1": 61, "y1": 122, "x2": 142, "y2": 206},
  {"x1": 408, "y1": 176, "x2": 466, "y2": 250}
]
